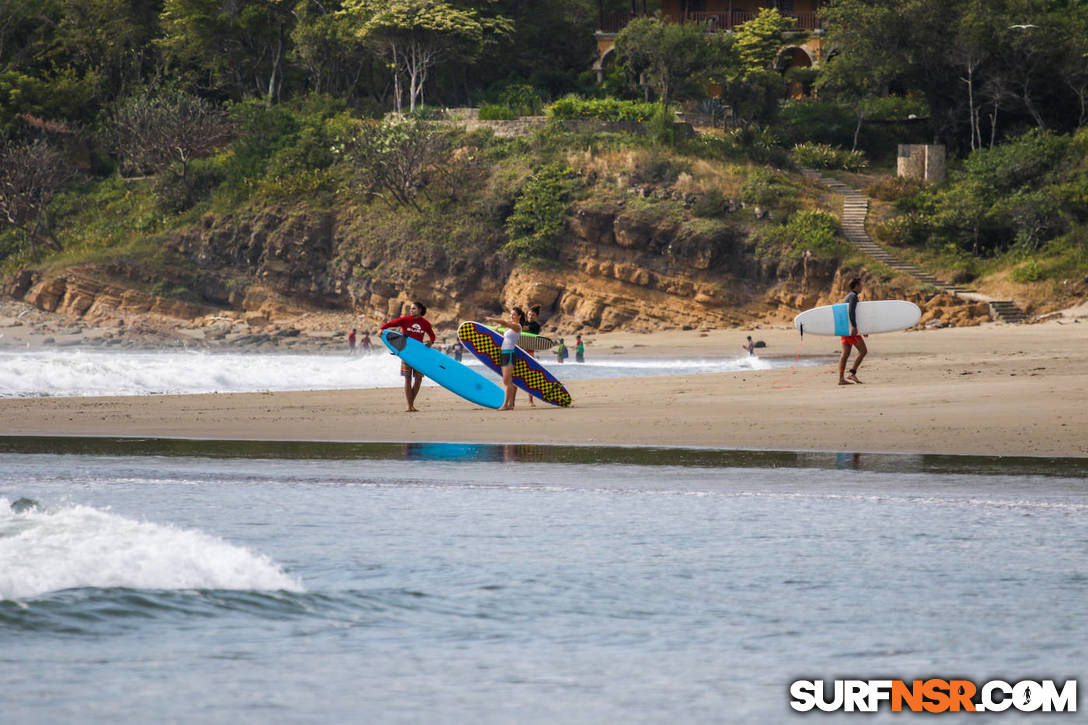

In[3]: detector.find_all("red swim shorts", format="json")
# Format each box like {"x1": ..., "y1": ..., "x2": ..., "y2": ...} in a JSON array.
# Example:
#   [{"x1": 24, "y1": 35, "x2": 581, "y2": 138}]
[{"x1": 840, "y1": 335, "x2": 863, "y2": 345}]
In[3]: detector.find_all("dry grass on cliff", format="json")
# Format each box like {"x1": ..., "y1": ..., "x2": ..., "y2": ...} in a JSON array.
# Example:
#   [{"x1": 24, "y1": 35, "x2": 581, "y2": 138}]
[{"x1": 565, "y1": 148, "x2": 754, "y2": 199}]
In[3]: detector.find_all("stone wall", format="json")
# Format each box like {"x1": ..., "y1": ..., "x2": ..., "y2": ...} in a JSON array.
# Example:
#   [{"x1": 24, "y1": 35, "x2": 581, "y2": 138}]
[{"x1": 897, "y1": 144, "x2": 946, "y2": 182}]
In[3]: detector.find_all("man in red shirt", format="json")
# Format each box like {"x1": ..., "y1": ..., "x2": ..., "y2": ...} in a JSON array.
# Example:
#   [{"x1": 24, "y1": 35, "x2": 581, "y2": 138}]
[{"x1": 380, "y1": 301, "x2": 436, "y2": 412}]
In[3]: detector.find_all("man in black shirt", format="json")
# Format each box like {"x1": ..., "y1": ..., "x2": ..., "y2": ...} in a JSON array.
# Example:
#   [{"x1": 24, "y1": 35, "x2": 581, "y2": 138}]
[{"x1": 838, "y1": 278, "x2": 867, "y2": 385}]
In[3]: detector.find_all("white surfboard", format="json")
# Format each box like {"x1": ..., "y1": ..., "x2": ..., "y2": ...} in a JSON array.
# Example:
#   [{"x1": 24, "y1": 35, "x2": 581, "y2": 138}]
[{"x1": 794, "y1": 300, "x2": 921, "y2": 336}]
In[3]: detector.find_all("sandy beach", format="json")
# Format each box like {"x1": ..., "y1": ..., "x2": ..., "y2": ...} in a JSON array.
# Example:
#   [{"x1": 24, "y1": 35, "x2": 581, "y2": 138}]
[{"x1": 2, "y1": 315, "x2": 1086, "y2": 457}]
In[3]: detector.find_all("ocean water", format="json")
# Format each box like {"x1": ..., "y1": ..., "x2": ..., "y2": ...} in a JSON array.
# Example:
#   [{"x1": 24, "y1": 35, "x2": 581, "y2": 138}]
[
  {"x1": 1, "y1": 440, "x2": 1085, "y2": 723},
  {"x1": 0, "y1": 349, "x2": 794, "y2": 398}
]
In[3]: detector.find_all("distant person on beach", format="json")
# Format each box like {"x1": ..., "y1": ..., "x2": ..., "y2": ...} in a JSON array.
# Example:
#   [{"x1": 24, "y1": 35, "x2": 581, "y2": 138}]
[
  {"x1": 555, "y1": 338, "x2": 567, "y2": 363},
  {"x1": 361, "y1": 331, "x2": 371, "y2": 353},
  {"x1": 451, "y1": 339, "x2": 463, "y2": 362},
  {"x1": 485, "y1": 307, "x2": 524, "y2": 411},
  {"x1": 348, "y1": 328, "x2": 356, "y2": 355},
  {"x1": 742, "y1": 335, "x2": 754, "y2": 356},
  {"x1": 838, "y1": 278, "x2": 867, "y2": 385},
  {"x1": 575, "y1": 334, "x2": 585, "y2": 363},
  {"x1": 380, "y1": 301, "x2": 436, "y2": 411}
]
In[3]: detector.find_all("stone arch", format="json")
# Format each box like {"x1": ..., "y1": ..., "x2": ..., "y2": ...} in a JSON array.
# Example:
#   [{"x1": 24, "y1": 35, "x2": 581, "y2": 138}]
[
  {"x1": 777, "y1": 46, "x2": 817, "y2": 98},
  {"x1": 775, "y1": 45, "x2": 815, "y2": 73},
  {"x1": 593, "y1": 45, "x2": 617, "y2": 82}
]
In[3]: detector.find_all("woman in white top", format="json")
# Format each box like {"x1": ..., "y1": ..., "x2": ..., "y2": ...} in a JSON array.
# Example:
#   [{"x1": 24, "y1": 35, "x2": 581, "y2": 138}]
[{"x1": 485, "y1": 307, "x2": 523, "y2": 411}]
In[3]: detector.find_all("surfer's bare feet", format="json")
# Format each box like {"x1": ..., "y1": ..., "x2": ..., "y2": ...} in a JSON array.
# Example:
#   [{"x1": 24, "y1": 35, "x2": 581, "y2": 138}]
[
  {"x1": 838, "y1": 378, "x2": 852, "y2": 385},
  {"x1": 498, "y1": 405, "x2": 514, "y2": 411},
  {"x1": 847, "y1": 373, "x2": 863, "y2": 384},
  {"x1": 405, "y1": 406, "x2": 418, "y2": 412}
]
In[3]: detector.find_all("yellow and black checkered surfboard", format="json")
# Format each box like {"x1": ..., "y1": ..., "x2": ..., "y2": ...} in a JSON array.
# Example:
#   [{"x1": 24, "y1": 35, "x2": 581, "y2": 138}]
[{"x1": 457, "y1": 321, "x2": 572, "y2": 407}]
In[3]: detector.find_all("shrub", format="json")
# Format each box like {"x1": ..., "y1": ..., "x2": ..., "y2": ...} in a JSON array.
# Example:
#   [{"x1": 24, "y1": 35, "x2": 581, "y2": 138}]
[
  {"x1": 740, "y1": 167, "x2": 789, "y2": 207},
  {"x1": 153, "y1": 154, "x2": 227, "y2": 212},
  {"x1": 498, "y1": 83, "x2": 545, "y2": 116},
  {"x1": 792, "y1": 142, "x2": 868, "y2": 171},
  {"x1": 758, "y1": 209, "x2": 846, "y2": 261},
  {"x1": 228, "y1": 100, "x2": 300, "y2": 179},
  {"x1": 478, "y1": 104, "x2": 517, "y2": 121},
  {"x1": 647, "y1": 102, "x2": 676, "y2": 146},
  {"x1": 502, "y1": 163, "x2": 573, "y2": 262},
  {"x1": 629, "y1": 150, "x2": 690, "y2": 186},
  {"x1": 867, "y1": 176, "x2": 925, "y2": 201},
  {"x1": 406, "y1": 105, "x2": 445, "y2": 120},
  {"x1": 775, "y1": 99, "x2": 857, "y2": 148},
  {"x1": 547, "y1": 96, "x2": 660, "y2": 122},
  {"x1": 693, "y1": 188, "x2": 732, "y2": 218},
  {"x1": 677, "y1": 133, "x2": 744, "y2": 163},
  {"x1": 872, "y1": 215, "x2": 925, "y2": 247},
  {"x1": 1009, "y1": 258, "x2": 1044, "y2": 283},
  {"x1": 724, "y1": 125, "x2": 794, "y2": 168}
]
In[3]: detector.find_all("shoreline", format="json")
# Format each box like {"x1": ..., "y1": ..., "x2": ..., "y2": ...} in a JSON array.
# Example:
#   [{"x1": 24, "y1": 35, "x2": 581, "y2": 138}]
[{"x1": 2, "y1": 321, "x2": 1087, "y2": 458}]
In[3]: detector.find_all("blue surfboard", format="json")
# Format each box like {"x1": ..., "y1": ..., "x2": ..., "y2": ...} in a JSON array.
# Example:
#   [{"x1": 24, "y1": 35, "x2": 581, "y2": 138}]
[{"x1": 381, "y1": 330, "x2": 505, "y2": 409}]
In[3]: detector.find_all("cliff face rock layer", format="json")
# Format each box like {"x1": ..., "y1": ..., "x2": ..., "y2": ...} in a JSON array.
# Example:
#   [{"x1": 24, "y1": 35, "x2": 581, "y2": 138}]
[{"x1": 5, "y1": 201, "x2": 990, "y2": 334}]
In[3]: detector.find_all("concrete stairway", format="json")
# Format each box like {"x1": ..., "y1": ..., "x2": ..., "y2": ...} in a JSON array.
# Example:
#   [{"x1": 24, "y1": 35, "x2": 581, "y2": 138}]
[{"x1": 801, "y1": 169, "x2": 1028, "y2": 323}]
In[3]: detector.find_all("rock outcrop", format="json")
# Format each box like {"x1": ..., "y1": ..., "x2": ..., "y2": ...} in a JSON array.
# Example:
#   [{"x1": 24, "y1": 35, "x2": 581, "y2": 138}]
[{"x1": 4, "y1": 198, "x2": 992, "y2": 335}]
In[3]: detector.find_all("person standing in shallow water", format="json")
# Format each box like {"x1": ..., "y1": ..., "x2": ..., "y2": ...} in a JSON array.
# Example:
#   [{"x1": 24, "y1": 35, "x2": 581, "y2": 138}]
[
  {"x1": 380, "y1": 301, "x2": 436, "y2": 411},
  {"x1": 575, "y1": 334, "x2": 585, "y2": 363},
  {"x1": 555, "y1": 338, "x2": 567, "y2": 364},
  {"x1": 838, "y1": 278, "x2": 867, "y2": 385}
]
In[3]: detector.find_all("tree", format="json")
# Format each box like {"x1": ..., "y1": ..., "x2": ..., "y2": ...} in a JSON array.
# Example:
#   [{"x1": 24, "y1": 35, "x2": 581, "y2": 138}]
[
  {"x1": 955, "y1": 1, "x2": 1001, "y2": 151},
  {"x1": 50, "y1": 0, "x2": 162, "y2": 99},
  {"x1": 720, "y1": 69, "x2": 786, "y2": 129},
  {"x1": 1057, "y1": 6, "x2": 1088, "y2": 128},
  {"x1": 0, "y1": 138, "x2": 79, "y2": 252},
  {"x1": 350, "y1": 117, "x2": 452, "y2": 210},
  {"x1": 291, "y1": 0, "x2": 374, "y2": 101},
  {"x1": 158, "y1": 0, "x2": 297, "y2": 101},
  {"x1": 344, "y1": 0, "x2": 512, "y2": 112},
  {"x1": 703, "y1": 8, "x2": 794, "y2": 130},
  {"x1": 614, "y1": 16, "x2": 707, "y2": 108},
  {"x1": 111, "y1": 86, "x2": 231, "y2": 202},
  {"x1": 816, "y1": 51, "x2": 891, "y2": 151},
  {"x1": 733, "y1": 7, "x2": 795, "y2": 76},
  {"x1": 821, "y1": 0, "x2": 1087, "y2": 152},
  {"x1": 822, "y1": 0, "x2": 962, "y2": 147}
]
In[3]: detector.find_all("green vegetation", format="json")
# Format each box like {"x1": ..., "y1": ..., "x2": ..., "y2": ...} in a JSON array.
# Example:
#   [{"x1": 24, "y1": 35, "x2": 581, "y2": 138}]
[
  {"x1": 502, "y1": 163, "x2": 575, "y2": 263},
  {"x1": 875, "y1": 129, "x2": 1088, "y2": 283},
  {"x1": 477, "y1": 105, "x2": 518, "y2": 121},
  {"x1": 0, "y1": 0, "x2": 1085, "y2": 304},
  {"x1": 758, "y1": 209, "x2": 847, "y2": 263},
  {"x1": 792, "y1": 143, "x2": 869, "y2": 172},
  {"x1": 547, "y1": 98, "x2": 661, "y2": 123}
]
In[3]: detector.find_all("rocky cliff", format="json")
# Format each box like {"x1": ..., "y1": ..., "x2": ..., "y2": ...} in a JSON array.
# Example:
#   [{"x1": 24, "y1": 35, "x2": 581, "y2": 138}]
[{"x1": 4, "y1": 192, "x2": 990, "y2": 341}]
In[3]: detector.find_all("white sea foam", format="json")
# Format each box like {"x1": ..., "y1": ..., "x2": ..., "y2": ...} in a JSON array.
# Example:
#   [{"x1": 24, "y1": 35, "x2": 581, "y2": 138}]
[
  {"x1": 0, "y1": 498, "x2": 304, "y2": 600},
  {"x1": 0, "y1": 349, "x2": 795, "y2": 398}
]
